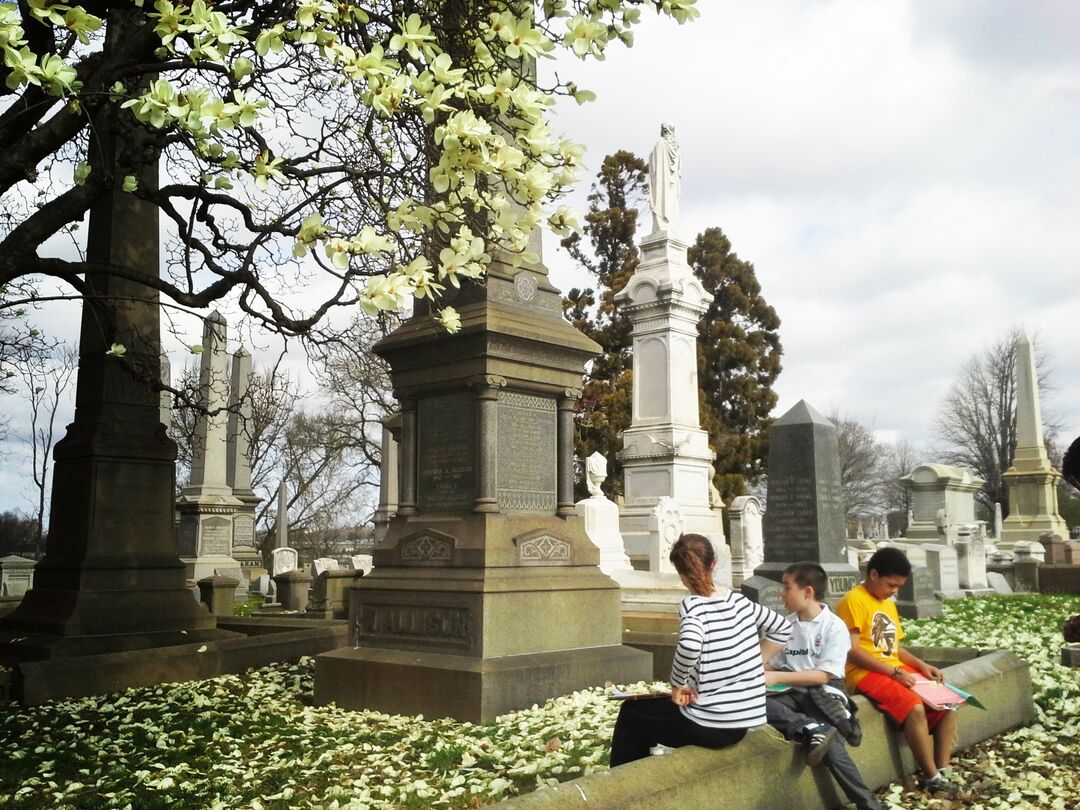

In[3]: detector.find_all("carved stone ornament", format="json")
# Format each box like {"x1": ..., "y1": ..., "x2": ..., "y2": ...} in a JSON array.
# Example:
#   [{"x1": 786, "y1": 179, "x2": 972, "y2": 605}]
[
  {"x1": 515, "y1": 530, "x2": 572, "y2": 566},
  {"x1": 514, "y1": 271, "x2": 538, "y2": 302},
  {"x1": 399, "y1": 530, "x2": 456, "y2": 564}
]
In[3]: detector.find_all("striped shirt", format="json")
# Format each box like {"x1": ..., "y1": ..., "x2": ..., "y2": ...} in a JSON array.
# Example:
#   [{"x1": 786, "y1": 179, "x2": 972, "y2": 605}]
[{"x1": 671, "y1": 590, "x2": 793, "y2": 729}]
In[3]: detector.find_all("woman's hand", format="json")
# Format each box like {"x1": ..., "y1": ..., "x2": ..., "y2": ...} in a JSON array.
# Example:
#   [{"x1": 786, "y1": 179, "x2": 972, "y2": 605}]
[{"x1": 671, "y1": 687, "x2": 698, "y2": 706}]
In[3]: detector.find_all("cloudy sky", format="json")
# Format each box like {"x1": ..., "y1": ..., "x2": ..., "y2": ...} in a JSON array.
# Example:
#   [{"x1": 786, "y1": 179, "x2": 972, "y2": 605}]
[{"x1": 1, "y1": 1, "x2": 1078, "y2": 513}]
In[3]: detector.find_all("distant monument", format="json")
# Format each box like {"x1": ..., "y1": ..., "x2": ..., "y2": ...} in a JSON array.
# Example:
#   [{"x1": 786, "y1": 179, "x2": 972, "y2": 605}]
[
  {"x1": 226, "y1": 347, "x2": 263, "y2": 587},
  {"x1": 746, "y1": 401, "x2": 858, "y2": 603},
  {"x1": 615, "y1": 122, "x2": 730, "y2": 583},
  {"x1": 899, "y1": 464, "x2": 985, "y2": 543},
  {"x1": 1001, "y1": 332, "x2": 1068, "y2": 546},
  {"x1": 175, "y1": 311, "x2": 244, "y2": 584}
]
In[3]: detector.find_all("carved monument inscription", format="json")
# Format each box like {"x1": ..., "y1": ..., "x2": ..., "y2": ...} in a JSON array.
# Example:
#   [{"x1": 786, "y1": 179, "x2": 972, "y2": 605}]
[
  {"x1": 417, "y1": 393, "x2": 476, "y2": 513},
  {"x1": 496, "y1": 392, "x2": 557, "y2": 513},
  {"x1": 199, "y1": 516, "x2": 233, "y2": 557}
]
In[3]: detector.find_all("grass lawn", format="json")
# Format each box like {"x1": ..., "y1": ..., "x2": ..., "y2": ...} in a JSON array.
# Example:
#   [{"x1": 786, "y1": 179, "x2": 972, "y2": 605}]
[{"x1": 0, "y1": 594, "x2": 1077, "y2": 809}]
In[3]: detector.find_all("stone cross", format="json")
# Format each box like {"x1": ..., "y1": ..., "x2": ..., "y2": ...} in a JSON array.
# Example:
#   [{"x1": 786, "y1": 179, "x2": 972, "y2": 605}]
[{"x1": 187, "y1": 311, "x2": 232, "y2": 496}]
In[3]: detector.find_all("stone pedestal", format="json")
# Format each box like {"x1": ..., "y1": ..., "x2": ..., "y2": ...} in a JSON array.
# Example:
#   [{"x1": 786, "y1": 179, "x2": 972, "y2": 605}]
[
  {"x1": 314, "y1": 256, "x2": 650, "y2": 723},
  {"x1": 1001, "y1": 333, "x2": 1068, "y2": 547},
  {"x1": 198, "y1": 575, "x2": 239, "y2": 617},
  {"x1": 753, "y1": 401, "x2": 858, "y2": 604},
  {"x1": 614, "y1": 230, "x2": 729, "y2": 581},
  {"x1": 1039, "y1": 533, "x2": 1067, "y2": 563},
  {"x1": 1013, "y1": 558, "x2": 1041, "y2": 593},
  {"x1": 955, "y1": 527, "x2": 990, "y2": 593},
  {"x1": 0, "y1": 556, "x2": 35, "y2": 598},
  {"x1": 275, "y1": 570, "x2": 312, "y2": 611},
  {"x1": 0, "y1": 85, "x2": 229, "y2": 664},
  {"x1": 309, "y1": 568, "x2": 362, "y2": 619}
]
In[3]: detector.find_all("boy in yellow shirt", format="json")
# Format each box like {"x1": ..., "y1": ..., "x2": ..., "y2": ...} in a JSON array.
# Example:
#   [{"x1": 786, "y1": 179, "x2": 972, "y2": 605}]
[{"x1": 835, "y1": 548, "x2": 959, "y2": 795}]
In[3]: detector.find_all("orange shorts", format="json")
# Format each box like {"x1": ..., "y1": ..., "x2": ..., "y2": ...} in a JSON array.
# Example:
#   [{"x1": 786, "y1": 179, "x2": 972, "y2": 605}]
[{"x1": 857, "y1": 666, "x2": 948, "y2": 730}]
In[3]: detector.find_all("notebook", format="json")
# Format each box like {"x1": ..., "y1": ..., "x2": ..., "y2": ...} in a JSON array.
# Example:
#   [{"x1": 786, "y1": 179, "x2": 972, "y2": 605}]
[{"x1": 910, "y1": 679, "x2": 968, "y2": 710}]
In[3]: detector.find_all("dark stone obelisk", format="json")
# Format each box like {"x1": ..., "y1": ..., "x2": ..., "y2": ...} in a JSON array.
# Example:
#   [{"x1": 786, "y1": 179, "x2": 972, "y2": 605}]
[
  {"x1": 314, "y1": 244, "x2": 651, "y2": 723},
  {"x1": 742, "y1": 400, "x2": 859, "y2": 605},
  {"x1": 0, "y1": 38, "x2": 226, "y2": 664}
]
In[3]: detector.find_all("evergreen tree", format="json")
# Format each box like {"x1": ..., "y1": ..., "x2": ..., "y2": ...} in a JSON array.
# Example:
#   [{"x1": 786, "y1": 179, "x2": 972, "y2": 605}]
[
  {"x1": 561, "y1": 151, "x2": 647, "y2": 496},
  {"x1": 690, "y1": 228, "x2": 782, "y2": 500},
  {"x1": 564, "y1": 152, "x2": 782, "y2": 501}
]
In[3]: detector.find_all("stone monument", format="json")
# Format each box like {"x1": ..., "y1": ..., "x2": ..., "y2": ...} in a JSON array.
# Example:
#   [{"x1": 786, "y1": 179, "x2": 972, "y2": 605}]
[
  {"x1": 1001, "y1": 332, "x2": 1068, "y2": 546},
  {"x1": 226, "y1": 347, "x2": 263, "y2": 588},
  {"x1": 899, "y1": 465, "x2": 984, "y2": 543},
  {"x1": 575, "y1": 453, "x2": 633, "y2": 574},
  {"x1": 615, "y1": 123, "x2": 730, "y2": 583},
  {"x1": 373, "y1": 412, "x2": 402, "y2": 544},
  {"x1": 314, "y1": 216, "x2": 649, "y2": 724},
  {"x1": 728, "y1": 495, "x2": 764, "y2": 587},
  {"x1": 0, "y1": 98, "x2": 226, "y2": 664},
  {"x1": 745, "y1": 401, "x2": 858, "y2": 603},
  {"x1": 175, "y1": 311, "x2": 244, "y2": 584}
]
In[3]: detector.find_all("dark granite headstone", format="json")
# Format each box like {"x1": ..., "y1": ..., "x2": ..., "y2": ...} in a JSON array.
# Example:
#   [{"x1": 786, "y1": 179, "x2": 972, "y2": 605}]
[
  {"x1": 1065, "y1": 542, "x2": 1080, "y2": 565},
  {"x1": 755, "y1": 400, "x2": 858, "y2": 601},
  {"x1": 740, "y1": 576, "x2": 785, "y2": 615},
  {"x1": 417, "y1": 393, "x2": 476, "y2": 513},
  {"x1": 895, "y1": 566, "x2": 942, "y2": 619}
]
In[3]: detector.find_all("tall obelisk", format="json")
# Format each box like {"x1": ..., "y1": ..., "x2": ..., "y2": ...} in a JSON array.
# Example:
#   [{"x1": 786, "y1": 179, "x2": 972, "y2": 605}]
[
  {"x1": 614, "y1": 123, "x2": 730, "y2": 583},
  {"x1": 1001, "y1": 332, "x2": 1067, "y2": 546}
]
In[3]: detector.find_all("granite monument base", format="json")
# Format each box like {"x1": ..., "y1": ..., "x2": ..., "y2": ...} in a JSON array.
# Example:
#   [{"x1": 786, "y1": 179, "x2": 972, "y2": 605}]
[
  {"x1": 751, "y1": 561, "x2": 860, "y2": 607},
  {"x1": 315, "y1": 643, "x2": 650, "y2": 724}
]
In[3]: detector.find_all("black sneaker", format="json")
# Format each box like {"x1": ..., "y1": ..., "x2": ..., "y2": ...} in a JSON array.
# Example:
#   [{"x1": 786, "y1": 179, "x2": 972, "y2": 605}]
[
  {"x1": 803, "y1": 724, "x2": 838, "y2": 767},
  {"x1": 846, "y1": 716, "x2": 863, "y2": 747},
  {"x1": 920, "y1": 772, "x2": 961, "y2": 795}
]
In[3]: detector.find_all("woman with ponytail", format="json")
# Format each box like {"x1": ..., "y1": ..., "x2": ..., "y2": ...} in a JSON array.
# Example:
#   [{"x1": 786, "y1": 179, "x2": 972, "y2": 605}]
[{"x1": 609, "y1": 533, "x2": 793, "y2": 765}]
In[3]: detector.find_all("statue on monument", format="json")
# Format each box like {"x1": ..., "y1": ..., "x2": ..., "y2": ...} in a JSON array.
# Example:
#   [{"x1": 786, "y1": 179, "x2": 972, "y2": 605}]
[
  {"x1": 586, "y1": 452, "x2": 608, "y2": 497},
  {"x1": 648, "y1": 122, "x2": 681, "y2": 233}
]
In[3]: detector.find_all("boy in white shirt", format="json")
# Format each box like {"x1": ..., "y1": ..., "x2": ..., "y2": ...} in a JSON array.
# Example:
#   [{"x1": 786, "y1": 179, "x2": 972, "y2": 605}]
[{"x1": 765, "y1": 562, "x2": 882, "y2": 810}]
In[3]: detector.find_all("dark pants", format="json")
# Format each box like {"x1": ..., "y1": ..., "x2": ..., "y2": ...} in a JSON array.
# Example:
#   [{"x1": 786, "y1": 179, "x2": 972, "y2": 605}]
[
  {"x1": 766, "y1": 692, "x2": 883, "y2": 810},
  {"x1": 609, "y1": 697, "x2": 747, "y2": 766}
]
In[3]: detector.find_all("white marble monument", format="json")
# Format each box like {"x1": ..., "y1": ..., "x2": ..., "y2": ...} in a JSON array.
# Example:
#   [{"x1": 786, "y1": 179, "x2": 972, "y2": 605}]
[
  {"x1": 176, "y1": 311, "x2": 244, "y2": 584},
  {"x1": 226, "y1": 347, "x2": 262, "y2": 590},
  {"x1": 575, "y1": 453, "x2": 633, "y2": 574},
  {"x1": 1001, "y1": 332, "x2": 1068, "y2": 547},
  {"x1": 728, "y1": 495, "x2": 764, "y2": 587},
  {"x1": 615, "y1": 123, "x2": 730, "y2": 583},
  {"x1": 899, "y1": 464, "x2": 984, "y2": 543}
]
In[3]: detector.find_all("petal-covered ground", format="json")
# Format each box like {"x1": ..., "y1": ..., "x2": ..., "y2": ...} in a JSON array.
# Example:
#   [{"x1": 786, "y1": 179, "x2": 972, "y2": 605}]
[{"x1": 0, "y1": 594, "x2": 1077, "y2": 809}]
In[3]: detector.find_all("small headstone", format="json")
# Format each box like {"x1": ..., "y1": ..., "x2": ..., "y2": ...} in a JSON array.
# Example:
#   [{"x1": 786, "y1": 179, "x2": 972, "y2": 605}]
[
  {"x1": 1013, "y1": 540, "x2": 1046, "y2": 563},
  {"x1": 923, "y1": 544, "x2": 962, "y2": 597},
  {"x1": 311, "y1": 557, "x2": 340, "y2": 577},
  {"x1": 1013, "y1": 558, "x2": 1041, "y2": 593},
  {"x1": 348, "y1": 554, "x2": 374, "y2": 576},
  {"x1": 986, "y1": 571, "x2": 1013, "y2": 595},
  {"x1": 649, "y1": 497, "x2": 685, "y2": 574},
  {"x1": 956, "y1": 526, "x2": 988, "y2": 589},
  {"x1": 1039, "y1": 533, "x2": 1067, "y2": 564},
  {"x1": 271, "y1": 547, "x2": 298, "y2": 576},
  {"x1": 895, "y1": 567, "x2": 943, "y2": 619},
  {"x1": 1064, "y1": 541, "x2": 1080, "y2": 566},
  {"x1": 0, "y1": 555, "x2": 36, "y2": 598},
  {"x1": 739, "y1": 576, "x2": 785, "y2": 615},
  {"x1": 1070, "y1": 527, "x2": 1080, "y2": 540}
]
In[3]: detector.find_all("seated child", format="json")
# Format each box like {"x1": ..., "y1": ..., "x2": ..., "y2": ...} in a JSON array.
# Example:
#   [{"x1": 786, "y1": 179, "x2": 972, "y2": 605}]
[
  {"x1": 609, "y1": 533, "x2": 792, "y2": 765},
  {"x1": 835, "y1": 548, "x2": 960, "y2": 795},
  {"x1": 765, "y1": 562, "x2": 882, "y2": 810}
]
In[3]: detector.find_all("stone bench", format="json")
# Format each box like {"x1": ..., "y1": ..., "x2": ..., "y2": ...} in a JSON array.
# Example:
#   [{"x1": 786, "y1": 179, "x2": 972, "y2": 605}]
[{"x1": 502, "y1": 648, "x2": 1033, "y2": 810}]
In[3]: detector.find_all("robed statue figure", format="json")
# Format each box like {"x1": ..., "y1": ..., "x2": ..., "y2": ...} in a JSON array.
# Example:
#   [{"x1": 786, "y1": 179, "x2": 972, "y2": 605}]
[{"x1": 648, "y1": 122, "x2": 681, "y2": 232}]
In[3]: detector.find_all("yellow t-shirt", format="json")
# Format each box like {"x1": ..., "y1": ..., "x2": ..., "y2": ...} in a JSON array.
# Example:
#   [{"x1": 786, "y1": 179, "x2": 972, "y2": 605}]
[{"x1": 834, "y1": 583, "x2": 904, "y2": 691}]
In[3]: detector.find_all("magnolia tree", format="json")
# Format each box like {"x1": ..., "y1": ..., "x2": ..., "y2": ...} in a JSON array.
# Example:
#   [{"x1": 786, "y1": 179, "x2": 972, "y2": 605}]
[{"x1": 0, "y1": 0, "x2": 698, "y2": 339}]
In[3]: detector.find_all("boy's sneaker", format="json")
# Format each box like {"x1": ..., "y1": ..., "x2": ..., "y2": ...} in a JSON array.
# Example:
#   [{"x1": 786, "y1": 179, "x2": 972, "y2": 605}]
[
  {"x1": 920, "y1": 772, "x2": 961, "y2": 795},
  {"x1": 845, "y1": 716, "x2": 863, "y2": 747},
  {"x1": 801, "y1": 724, "x2": 838, "y2": 767}
]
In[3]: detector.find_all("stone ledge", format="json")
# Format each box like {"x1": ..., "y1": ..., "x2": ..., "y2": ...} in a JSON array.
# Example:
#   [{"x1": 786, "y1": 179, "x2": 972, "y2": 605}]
[
  {"x1": 10, "y1": 617, "x2": 348, "y2": 706},
  {"x1": 501, "y1": 649, "x2": 1033, "y2": 810}
]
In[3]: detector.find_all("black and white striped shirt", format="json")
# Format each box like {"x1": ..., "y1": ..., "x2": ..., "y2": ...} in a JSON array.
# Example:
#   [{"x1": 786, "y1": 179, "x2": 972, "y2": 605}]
[{"x1": 671, "y1": 590, "x2": 793, "y2": 729}]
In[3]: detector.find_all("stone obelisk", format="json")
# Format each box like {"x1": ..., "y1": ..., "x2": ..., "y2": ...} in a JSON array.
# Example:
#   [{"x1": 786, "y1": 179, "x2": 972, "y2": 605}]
[
  {"x1": 1001, "y1": 332, "x2": 1068, "y2": 546},
  {"x1": 615, "y1": 123, "x2": 730, "y2": 583},
  {"x1": 176, "y1": 311, "x2": 244, "y2": 583},
  {"x1": 225, "y1": 347, "x2": 262, "y2": 584},
  {"x1": 0, "y1": 44, "x2": 224, "y2": 665}
]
